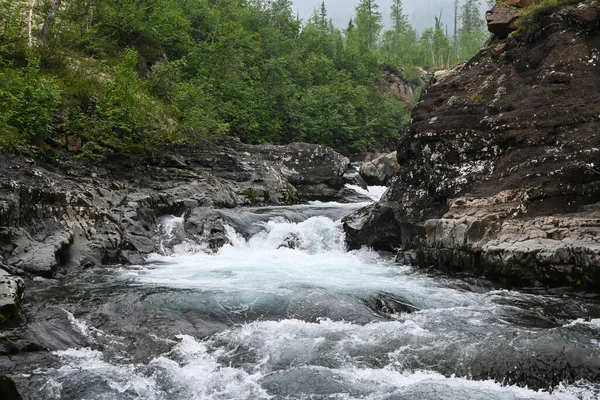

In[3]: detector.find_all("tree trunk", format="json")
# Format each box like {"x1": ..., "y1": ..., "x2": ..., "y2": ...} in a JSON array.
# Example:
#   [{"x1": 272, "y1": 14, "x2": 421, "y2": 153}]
[
  {"x1": 41, "y1": 0, "x2": 62, "y2": 42},
  {"x1": 28, "y1": 0, "x2": 36, "y2": 47}
]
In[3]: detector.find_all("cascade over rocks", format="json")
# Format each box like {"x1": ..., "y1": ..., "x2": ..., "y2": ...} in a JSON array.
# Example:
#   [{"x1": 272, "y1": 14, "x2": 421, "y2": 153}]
[
  {"x1": 0, "y1": 140, "x2": 352, "y2": 276},
  {"x1": 344, "y1": 2, "x2": 600, "y2": 290}
]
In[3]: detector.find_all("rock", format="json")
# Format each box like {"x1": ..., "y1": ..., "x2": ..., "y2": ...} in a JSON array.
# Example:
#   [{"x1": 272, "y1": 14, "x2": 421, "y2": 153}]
[
  {"x1": 184, "y1": 208, "x2": 233, "y2": 252},
  {"x1": 67, "y1": 136, "x2": 81, "y2": 152},
  {"x1": 335, "y1": 187, "x2": 375, "y2": 204},
  {"x1": 0, "y1": 376, "x2": 22, "y2": 400},
  {"x1": 345, "y1": 2, "x2": 600, "y2": 291},
  {"x1": 380, "y1": 67, "x2": 427, "y2": 103},
  {"x1": 0, "y1": 268, "x2": 24, "y2": 323},
  {"x1": 486, "y1": 1, "x2": 544, "y2": 39},
  {"x1": 278, "y1": 233, "x2": 301, "y2": 249},
  {"x1": 359, "y1": 151, "x2": 400, "y2": 186},
  {"x1": 9, "y1": 232, "x2": 73, "y2": 277},
  {"x1": 343, "y1": 167, "x2": 368, "y2": 190},
  {"x1": 0, "y1": 140, "x2": 351, "y2": 273},
  {"x1": 486, "y1": 4, "x2": 519, "y2": 39},
  {"x1": 505, "y1": 0, "x2": 538, "y2": 7}
]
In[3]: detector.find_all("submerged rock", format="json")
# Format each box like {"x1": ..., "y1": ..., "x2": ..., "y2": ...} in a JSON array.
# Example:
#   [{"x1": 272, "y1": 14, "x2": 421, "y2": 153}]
[
  {"x1": 345, "y1": 2, "x2": 600, "y2": 290},
  {"x1": 278, "y1": 233, "x2": 301, "y2": 249}
]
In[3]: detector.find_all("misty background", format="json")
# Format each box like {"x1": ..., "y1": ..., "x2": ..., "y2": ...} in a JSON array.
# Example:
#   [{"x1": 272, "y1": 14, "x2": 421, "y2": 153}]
[{"x1": 291, "y1": 0, "x2": 491, "y2": 33}]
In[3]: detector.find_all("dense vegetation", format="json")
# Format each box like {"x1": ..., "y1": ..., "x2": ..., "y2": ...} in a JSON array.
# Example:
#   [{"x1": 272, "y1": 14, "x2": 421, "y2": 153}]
[{"x1": 0, "y1": 0, "x2": 489, "y2": 156}]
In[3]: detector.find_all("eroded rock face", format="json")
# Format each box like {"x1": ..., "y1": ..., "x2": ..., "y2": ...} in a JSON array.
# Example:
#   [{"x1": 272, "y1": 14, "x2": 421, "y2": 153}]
[
  {"x1": 345, "y1": 3, "x2": 600, "y2": 290},
  {"x1": 0, "y1": 140, "x2": 351, "y2": 276},
  {"x1": 380, "y1": 67, "x2": 427, "y2": 103}
]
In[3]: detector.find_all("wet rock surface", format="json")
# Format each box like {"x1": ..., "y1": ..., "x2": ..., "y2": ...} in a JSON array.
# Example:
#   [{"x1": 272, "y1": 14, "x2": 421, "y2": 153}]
[
  {"x1": 345, "y1": 2, "x2": 600, "y2": 290},
  {"x1": 0, "y1": 139, "x2": 352, "y2": 277},
  {"x1": 0, "y1": 267, "x2": 24, "y2": 324}
]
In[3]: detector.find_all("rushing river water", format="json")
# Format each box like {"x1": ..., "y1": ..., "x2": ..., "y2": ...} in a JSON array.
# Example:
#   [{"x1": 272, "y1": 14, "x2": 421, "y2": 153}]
[{"x1": 10, "y1": 186, "x2": 600, "y2": 399}]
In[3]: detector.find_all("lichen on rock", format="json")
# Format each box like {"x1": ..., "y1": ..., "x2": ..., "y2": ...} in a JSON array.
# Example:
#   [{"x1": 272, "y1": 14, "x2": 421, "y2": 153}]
[{"x1": 344, "y1": 1, "x2": 600, "y2": 290}]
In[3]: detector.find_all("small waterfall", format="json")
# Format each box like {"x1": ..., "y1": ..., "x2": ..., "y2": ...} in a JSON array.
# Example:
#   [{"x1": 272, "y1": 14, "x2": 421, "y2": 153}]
[
  {"x1": 345, "y1": 184, "x2": 388, "y2": 202},
  {"x1": 157, "y1": 215, "x2": 186, "y2": 255}
]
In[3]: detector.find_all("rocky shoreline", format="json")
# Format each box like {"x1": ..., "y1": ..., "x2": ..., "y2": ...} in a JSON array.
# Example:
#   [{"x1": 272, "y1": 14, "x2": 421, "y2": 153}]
[
  {"x1": 344, "y1": 1, "x2": 600, "y2": 291},
  {"x1": 0, "y1": 139, "x2": 369, "y2": 322}
]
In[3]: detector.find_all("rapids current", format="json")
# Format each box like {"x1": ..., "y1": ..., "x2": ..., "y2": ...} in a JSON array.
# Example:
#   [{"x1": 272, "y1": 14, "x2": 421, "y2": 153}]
[{"x1": 8, "y1": 187, "x2": 600, "y2": 399}]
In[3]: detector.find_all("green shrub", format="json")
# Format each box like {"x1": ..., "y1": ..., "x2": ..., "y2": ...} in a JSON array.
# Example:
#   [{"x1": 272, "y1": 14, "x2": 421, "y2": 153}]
[
  {"x1": 516, "y1": 0, "x2": 585, "y2": 38},
  {"x1": 0, "y1": 65, "x2": 61, "y2": 143}
]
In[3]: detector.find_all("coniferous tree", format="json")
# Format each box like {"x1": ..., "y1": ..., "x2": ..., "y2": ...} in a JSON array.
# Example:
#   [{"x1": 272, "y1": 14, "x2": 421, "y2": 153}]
[{"x1": 353, "y1": 0, "x2": 382, "y2": 53}]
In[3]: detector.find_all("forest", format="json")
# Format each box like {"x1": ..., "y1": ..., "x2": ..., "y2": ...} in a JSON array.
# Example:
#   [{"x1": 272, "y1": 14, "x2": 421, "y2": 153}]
[{"x1": 0, "y1": 0, "x2": 489, "y2": 157}]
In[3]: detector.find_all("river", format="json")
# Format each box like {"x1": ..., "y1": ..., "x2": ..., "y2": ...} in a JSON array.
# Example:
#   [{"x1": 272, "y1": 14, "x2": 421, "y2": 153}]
[{"x1": 10, "y1": 186, "x2": 600, "y2": 399}]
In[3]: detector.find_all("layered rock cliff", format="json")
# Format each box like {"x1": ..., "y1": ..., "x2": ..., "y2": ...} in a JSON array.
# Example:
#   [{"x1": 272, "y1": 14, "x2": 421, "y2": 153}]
[{"x1": 344, "y1": 2, "x2": 600, "y2": 290}]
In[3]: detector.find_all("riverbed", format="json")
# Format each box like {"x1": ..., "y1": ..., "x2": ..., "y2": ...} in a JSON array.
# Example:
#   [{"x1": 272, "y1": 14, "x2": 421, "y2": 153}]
[{"x1": 9, "y1": 188, "x2": 600, "y2": 399}]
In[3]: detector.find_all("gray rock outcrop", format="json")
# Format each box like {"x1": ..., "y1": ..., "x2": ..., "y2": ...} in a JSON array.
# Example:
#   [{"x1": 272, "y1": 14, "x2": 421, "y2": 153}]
[
  {"x1": 0, "y1": 139, "x2": 351, "y2": 276},
  {"x1": 345, "y1": 2, "x2": 600, "y2": 290}
]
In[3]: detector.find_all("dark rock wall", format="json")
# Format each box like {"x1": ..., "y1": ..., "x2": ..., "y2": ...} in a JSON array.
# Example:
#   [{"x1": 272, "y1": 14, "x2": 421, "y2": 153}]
[{"x1": 344, "y1": 3, "x2": 600, "y2": 290}]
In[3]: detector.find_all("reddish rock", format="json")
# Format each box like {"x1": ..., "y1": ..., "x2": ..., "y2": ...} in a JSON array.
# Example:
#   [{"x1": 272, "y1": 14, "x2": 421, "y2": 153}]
[
  {"x1": 380, "y1": 67, "x2": 426, "y2": 104},
  {"x1": 67, "y1": 136, "x2": 81, "y2": 152},
  {"x1": 486, "y1": 4, "x2": 519, "y2": 38},
  {"x1": 486, "y1": 0, "x2": 544, "y2": 38}
]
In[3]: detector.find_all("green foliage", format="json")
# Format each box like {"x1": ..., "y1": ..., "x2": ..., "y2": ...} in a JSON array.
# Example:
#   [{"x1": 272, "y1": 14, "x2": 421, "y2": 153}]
[
  {"x1": 75, "y1": 141, "x2": 110, "y2": 163},
  {"x1": 0, "y1": 63, "x2": 61, "y2": 142},
  {"x1": 0, "y1": 0, "x2": 491, "y2": 156},
  {"x1": 516, "y1": 0, "x2": 584, "y2": 38}
]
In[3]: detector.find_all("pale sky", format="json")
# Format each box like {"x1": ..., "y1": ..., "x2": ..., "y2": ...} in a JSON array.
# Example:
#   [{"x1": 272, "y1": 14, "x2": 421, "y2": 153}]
[{"x1": 291, "y1": 0, "x2": 490, "y2": 33}]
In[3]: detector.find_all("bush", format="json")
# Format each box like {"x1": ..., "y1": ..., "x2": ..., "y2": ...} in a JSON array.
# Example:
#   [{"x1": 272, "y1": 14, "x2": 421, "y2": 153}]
[
  {"x1": 516, "y1": 0, "x2": 585, "y2": 38},
  {"x1": 0, "y1": 65, "x2": 61, "y2": 143}
]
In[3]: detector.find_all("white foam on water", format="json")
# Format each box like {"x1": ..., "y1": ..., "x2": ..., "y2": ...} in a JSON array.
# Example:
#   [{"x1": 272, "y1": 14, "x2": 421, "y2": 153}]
[
  {"x1": 562, "y1": 318, "x2": 600, "y2": 329},
  {"x1": 345, "y1": 184, "x2": 389, "y2": 202},
  {"x1": 124, "y1": 216, "x2": 479, "y2": 310},
  {"x1": 42, "y1": 326, "x2": 592, "y2": 400},
  {"x1": 38, "y1": 207, "x2": 600, "y2": 400}
]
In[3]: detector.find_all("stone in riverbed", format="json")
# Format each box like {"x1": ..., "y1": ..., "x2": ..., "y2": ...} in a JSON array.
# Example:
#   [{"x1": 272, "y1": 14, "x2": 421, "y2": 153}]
[{"x1": 0, "y1": 267, "x2": 24, "y2": 324}]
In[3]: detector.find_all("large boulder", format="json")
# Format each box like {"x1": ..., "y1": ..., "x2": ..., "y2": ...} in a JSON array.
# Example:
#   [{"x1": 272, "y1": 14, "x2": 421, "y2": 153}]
[
  {"x1": 486, "y1": 4, "x2": 520, "y2": 38},
  {"x1": 345, "y1": 2, "x2": 600, "y2": 290}
]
